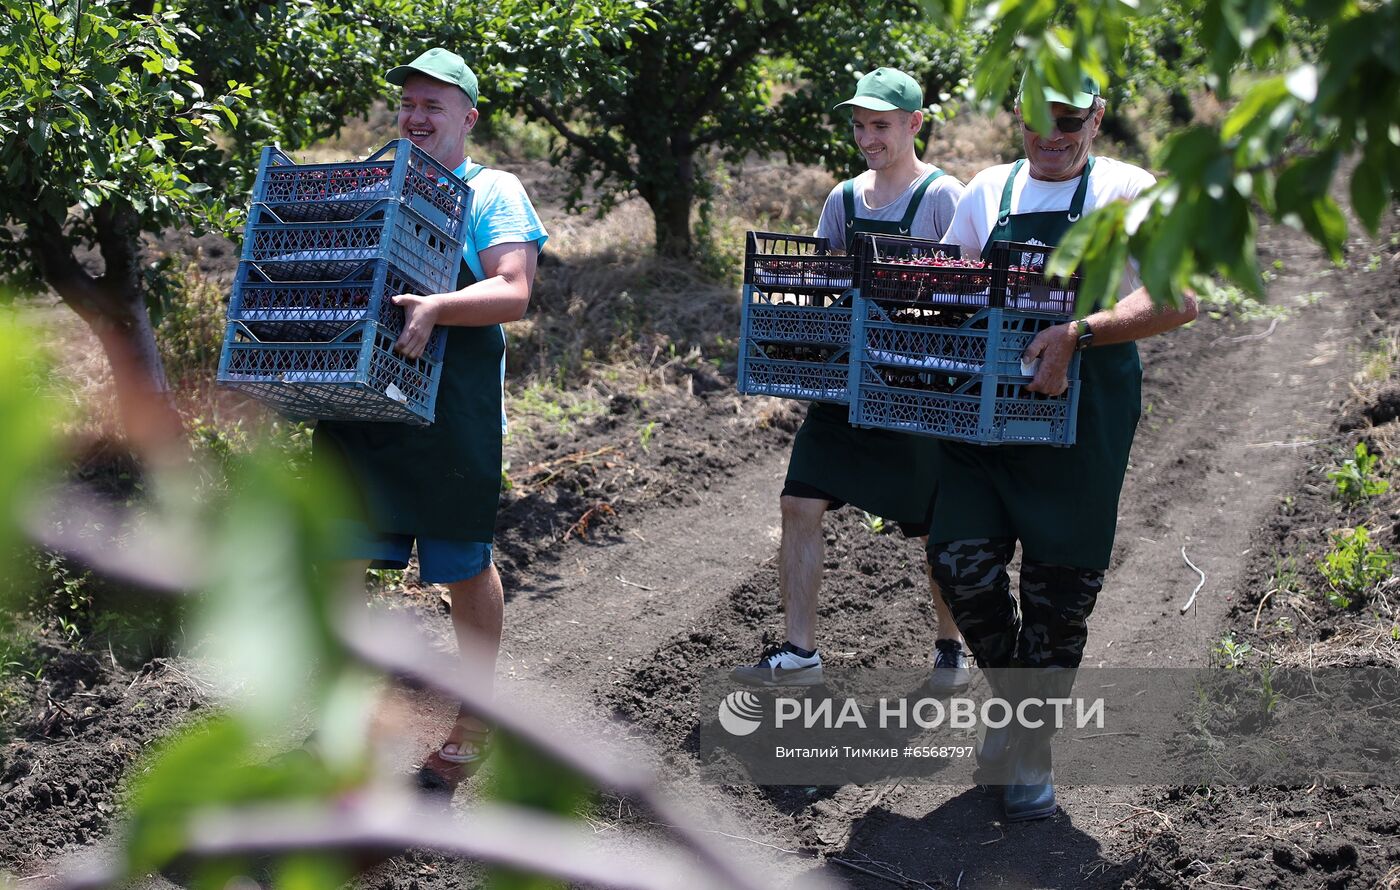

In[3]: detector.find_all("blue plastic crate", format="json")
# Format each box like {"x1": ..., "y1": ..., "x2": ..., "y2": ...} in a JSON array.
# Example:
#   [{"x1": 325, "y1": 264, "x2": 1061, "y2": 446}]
[
  {"x1": 217, "y1": 319, "x2": 443, "y2": 425},
  {"x1": 252, "y1": 139, "x2": 468, "y2": 240},
  {"x1": 849, "y1": 300, "x2": 1080, "y2": 446},
  {"x1": 228, "y1": 259, "x2": 446, "y2": 360},
  {"x1": 744, "y1": 231, "x2": 854, "y2": 291},
  {"x1": 240, "y1": 201, "x2": 462, "y2": 294},
  {"x1": 850, "y1": 368, "x2": 1078, "y2": 445},
  {"x1": 740, "y1": 283, "x2": 853, "y2": 346},
  {"x1": 737, "y1": 341, "x2": 850, "y2": 403},
  {"x1": 854, "y1": 233, "x2": 991, "y2": 309},
  {"x1": 988, "y1": 240, "x2": 1082, "y2": 314}
]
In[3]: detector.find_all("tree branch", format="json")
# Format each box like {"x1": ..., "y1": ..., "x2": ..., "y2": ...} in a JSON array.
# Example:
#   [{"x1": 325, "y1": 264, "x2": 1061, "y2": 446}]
[
  {"x1": 521, "y1": 94, "x2": 635, "y2": 182},
  {"x1": 26, "y1": 215, "x2": 105, "y2": 323}
]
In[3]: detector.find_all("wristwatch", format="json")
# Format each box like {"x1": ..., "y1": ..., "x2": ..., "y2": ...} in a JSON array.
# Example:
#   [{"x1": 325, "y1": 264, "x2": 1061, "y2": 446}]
[{"x1": 1072, "y1": 319, "x2": 1095, "y2": 351}]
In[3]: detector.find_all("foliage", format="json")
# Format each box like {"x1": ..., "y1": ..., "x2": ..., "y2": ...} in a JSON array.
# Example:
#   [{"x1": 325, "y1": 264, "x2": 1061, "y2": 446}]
[
  {"x1": 1212, "y1": 631, "x2": 1253, "y2": 669},
  {"x1": 0, "y1": 0, "x2": 418, "y2": 439},
  {"x1": 1317, "y1": 525, "x2": 1395, "y2": 610},
  {"x1": 470, "y1": 0, "x2": 976, "y2": 255},
  {"x1": 0, "y1": 0, "x2": 244, "y2": 291},
  {"x1": 1194, "y1": 277, "x2": 1291, "y2": 322},
  {"x1": 928, "y1": 0, "x2": 1400, "y2": 313},
  {"x1": 154, "y1": 262, "x2": 227, "y2": 388},
  {"x1": 1327, "y1": 442, "x2": 1390, "y2": 505}
]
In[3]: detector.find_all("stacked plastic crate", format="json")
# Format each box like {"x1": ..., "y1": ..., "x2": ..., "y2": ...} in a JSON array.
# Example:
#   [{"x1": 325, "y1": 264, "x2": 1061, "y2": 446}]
[
  {"x1": 847, "y1": 235, "x2": 1083, "y2": 446},
  {"x1": 736, "y1": 232, "x2": 857, "y2": 403},
  {"x1": 217, "y1": 139, "x2": 470, "y2": 425}
]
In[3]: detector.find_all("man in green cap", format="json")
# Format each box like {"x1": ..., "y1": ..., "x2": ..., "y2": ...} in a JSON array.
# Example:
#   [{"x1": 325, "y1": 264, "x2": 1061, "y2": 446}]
[
  {"x1": 313, "y1": 47, "x2": 547, "y2": 795},
  {"x1": 733, "y1": 67, "x2": 970, "y2": 692},
  {"x1": 930, "y1": 71, "x2": 1196, "y2": 821}
]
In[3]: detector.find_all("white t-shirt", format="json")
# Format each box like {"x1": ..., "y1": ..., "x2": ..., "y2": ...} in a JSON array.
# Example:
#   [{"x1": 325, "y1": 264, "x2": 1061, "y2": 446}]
[
  {"x1": 815, "y1": 168, "x2": 964, "y2": 249},
  {"x1": 943, "y1": 156, "x2": 1155, "y2": 297}
]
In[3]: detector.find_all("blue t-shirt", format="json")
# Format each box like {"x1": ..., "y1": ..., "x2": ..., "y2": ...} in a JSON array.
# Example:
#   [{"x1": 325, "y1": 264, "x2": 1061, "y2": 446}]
[{"x1": 451, "y1": 160, "x2": 549, "y2": 276}]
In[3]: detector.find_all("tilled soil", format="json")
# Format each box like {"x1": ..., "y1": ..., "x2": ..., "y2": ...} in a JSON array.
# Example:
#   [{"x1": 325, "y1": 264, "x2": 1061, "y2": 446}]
[{"x1": 3, "y1": 216, "x2": 1398, "y2": 888}]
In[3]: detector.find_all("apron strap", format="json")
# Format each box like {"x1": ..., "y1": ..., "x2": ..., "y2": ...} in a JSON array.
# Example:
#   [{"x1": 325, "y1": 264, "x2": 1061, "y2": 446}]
[
  {"x1": 1067, "y1": 155, "x2": 1095, "y2": 222},
  {"x1": 460, "y1": 161, "x2": 487, "y2": 182},
  {"x1": 896, "y1": 167, "x2": 946, "y2": 234},
  {"x1": 846, "y1": 168, "x2": 946, "y2": 240},
  {"x1": 843, "y1": 179, "x2": 857, "y2": 242},
  {"x1": 995, "y1": 159, "x2": 1026, "y2": 230}
]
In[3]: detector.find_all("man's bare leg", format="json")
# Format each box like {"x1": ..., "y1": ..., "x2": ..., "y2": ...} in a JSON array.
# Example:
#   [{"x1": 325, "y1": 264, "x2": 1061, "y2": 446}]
[
  {"x1": 442, "y1": 563, "x2": 503, "y2": 746},
  {"x1": 779, "y1": 495, "x2": 828, "y2": 651}
]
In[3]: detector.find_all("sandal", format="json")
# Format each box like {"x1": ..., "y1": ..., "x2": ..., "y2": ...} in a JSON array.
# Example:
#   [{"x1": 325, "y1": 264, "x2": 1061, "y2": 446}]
[{"x1": 416, "y1": 727, "x2": 492, "y2": 794}]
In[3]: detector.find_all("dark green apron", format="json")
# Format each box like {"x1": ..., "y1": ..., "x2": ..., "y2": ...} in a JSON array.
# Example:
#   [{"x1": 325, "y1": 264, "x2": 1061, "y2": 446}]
[
  {"x1": 929, "y1": 157, "x2": 1142, "y2": 569},
  {"x1": 785, "y1": 168, "x2": 947, "y2": 524},
  {"x1": 314, "y1": 165, "x2": 504, "y2": 543}
]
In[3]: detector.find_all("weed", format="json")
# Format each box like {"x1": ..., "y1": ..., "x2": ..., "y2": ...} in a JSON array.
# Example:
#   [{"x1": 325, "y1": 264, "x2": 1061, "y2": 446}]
[
  {"x1": 862, "y1": 512, "x2": 889, "y2": 535},
  {"x1": 1194, "y1": 277, "x2": 1290, "y2": 322},
  {"x1": 501, "y1": 461, "x2": 514, "y2": 493},
  {"x1": 1326, "y1": 442, "x2": 1389, "y2": 504},
  {"x1": 1212, "y1": 632, "x2": 1253, "y2": 669},
  {"x1": 153, "y1": 261, "x2": 227, "y2": 388},
  {"x1": 35, "y1": 552, "x2": 93, "y2": 640},
  {"x1": 509, "y1": 382, "x2": 606, "y2": 435},
  {"x1": 1271, "y1": 259, "x2": 1285, "y2": 273},
  {"x1": 1294, "y1": 291, "x2": 1327, "y2": 307},
  {"x1": 1366, "y1": 254, "x2": 1382, "y2": 273},
  {"x1": 365, "y1": 568, "x2": 404, "y2": 588},
  {"x1": 1270, "y1": 555, "x2": 1301, "y2": 596},
  {"x1": 1271, "y1": 616, "x2": 1295, "y2": 635},
  {"x1": 1258, "y1": 663, "x2": 1279, "y2": 717},
  {"x1": 638, "y1": 421, "x2": 658, "y2": 453},
  {"x1": 1360, "y1": 336, "x2": 1399, "y2": 384},
  {"x1": 1317, "y1": 525, "x2": 1395, "y2": 610}
]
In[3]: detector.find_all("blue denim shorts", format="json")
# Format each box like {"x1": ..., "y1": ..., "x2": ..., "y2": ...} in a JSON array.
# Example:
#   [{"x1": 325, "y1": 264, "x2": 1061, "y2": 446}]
[{"x1": 339, "y1": 522, "x2": 493, "y2": 585}]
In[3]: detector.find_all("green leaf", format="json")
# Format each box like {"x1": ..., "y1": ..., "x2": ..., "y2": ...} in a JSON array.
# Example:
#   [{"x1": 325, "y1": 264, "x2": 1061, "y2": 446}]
[
  {"x1": 1140, "y1": 196, "x2": 1194, "y2": 304},
  {"x1": 1350, "y1": 154, "x2": 1387, "y2": 234},
  {"x1": 1222, "y1": 76, "x2": 1288, "y2": 142},
  {"x1": 26, "y1": 122, "x2": 47, "y2": 156},
  {"x1": 141, "y1": 57, "x2": 163, "y2": 75},
  {"x1": 1077, "y1": 206, "x2": 1130, "y2": 314},
  {"x1": 1305, "y1": 195, "x2": 1348, "y2": 263}
]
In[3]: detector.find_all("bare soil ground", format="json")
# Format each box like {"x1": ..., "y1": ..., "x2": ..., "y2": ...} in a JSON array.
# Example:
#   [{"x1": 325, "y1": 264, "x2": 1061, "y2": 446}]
[{"x1": 3, "y1": 199, "x2": 1398, "y2": 888}]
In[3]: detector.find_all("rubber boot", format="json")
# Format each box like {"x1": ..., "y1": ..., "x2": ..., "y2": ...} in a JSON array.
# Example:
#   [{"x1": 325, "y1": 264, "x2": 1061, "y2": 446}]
[
  {"x1": 1003, "y1": 666, "x2": 1077, "y2": 822},
  {"x1": 973, "y1": 666, "x2": 1017, "y2": 785}
]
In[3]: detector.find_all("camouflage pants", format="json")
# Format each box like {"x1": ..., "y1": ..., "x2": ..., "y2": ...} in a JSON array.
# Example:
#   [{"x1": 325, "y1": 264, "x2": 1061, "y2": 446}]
[{"x1": 928, "y1": 537, "x2": 1105, "y2": 669}]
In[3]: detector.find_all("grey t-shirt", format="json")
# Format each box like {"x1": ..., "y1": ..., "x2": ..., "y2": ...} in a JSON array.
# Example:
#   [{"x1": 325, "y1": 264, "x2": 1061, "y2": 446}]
[{"x1": 815, "y1": 168, "x2": 964, "y2": 250}]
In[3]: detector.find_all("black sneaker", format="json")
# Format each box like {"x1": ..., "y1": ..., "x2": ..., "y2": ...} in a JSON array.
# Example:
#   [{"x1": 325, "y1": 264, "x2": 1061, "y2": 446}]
[
  {"x1": 925, "y1": 639, "x2": 970, "y2": 694},
  {"x1": 731, "y1": 642, "x2": 823, "y2": 687}
]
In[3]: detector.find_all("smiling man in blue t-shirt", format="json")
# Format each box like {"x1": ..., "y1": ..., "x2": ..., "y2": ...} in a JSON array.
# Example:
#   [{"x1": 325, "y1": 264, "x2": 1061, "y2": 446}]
[{"x1": 313, "y1": 47, "x2": 547, "y2": 795}]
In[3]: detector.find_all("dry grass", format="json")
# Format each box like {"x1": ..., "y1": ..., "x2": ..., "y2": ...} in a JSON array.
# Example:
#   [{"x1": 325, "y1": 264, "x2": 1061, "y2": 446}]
[{"x1": 925, "y1": 110, "x2": 1020, "y2": 183}]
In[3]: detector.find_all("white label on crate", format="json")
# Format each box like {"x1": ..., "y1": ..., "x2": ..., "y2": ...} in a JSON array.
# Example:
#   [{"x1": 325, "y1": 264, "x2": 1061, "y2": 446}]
[
  {"x1": 1020, "y1": 357, "x2": 1041, "y2": 377},
  {"x1": 385, "y1": 382, "x2": 409, "y2": 404}
]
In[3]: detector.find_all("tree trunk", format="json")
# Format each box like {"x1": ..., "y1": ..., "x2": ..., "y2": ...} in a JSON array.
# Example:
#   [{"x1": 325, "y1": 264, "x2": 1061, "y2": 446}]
[
  {"x1": 29, "y1": 214, "x2": 186, "y2": 460},
  {"x1": 651, "y1": 186, "x2": 694, "y2": 259},
  {"x1": 646, "y1": 146, "x2": 696, "y2": 259}
]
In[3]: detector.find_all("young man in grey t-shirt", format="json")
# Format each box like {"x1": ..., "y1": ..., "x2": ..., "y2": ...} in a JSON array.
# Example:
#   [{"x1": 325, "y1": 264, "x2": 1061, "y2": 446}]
[{"x1": 733, "y1": 67, "x2": 969, "y2": 692}]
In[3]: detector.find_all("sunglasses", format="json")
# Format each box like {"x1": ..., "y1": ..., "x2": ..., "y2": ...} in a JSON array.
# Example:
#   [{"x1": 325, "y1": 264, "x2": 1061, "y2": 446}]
[{"x1": 1022, "y1": 111, "x2": 1095, "y2": 134}]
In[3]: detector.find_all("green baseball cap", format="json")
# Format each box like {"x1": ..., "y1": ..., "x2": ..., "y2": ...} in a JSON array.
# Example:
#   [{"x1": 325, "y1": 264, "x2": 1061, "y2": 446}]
[
  {"x1": 834, "y1": 67, "x2": 924, "y2": 113},
  {"x1": 1020, "y1": 70, "x2": 1100, "y2": 109},
  {"x1": 386, "y1": 48, "x2": 479, "y2": 107}
]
